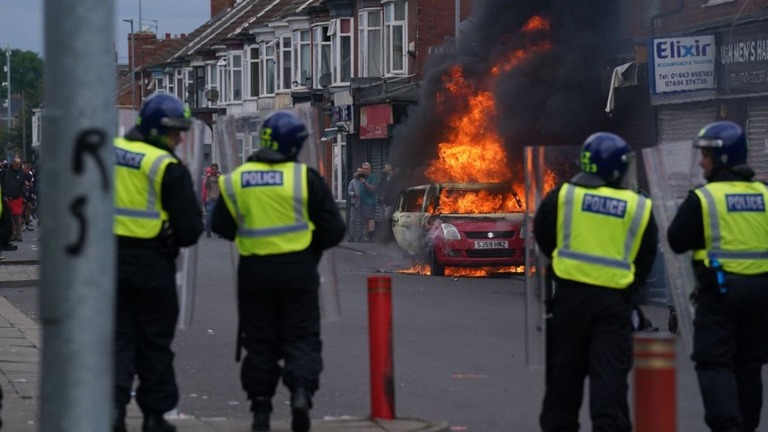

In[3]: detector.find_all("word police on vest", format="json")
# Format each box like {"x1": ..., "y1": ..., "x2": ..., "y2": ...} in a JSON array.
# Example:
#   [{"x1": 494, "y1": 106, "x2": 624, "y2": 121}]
[
  {"x1": 116, "y1": 148, "x2": 145, "y2": 169},
  {"x1": 726, "y1": 194, "x2": 766, "y2": 212},
  {"x1": 582, "y1": 194, "x2": 628, "y2": 218},
  {"x1": 242, "y1": 170, "x2": 284, "y2": 187}
]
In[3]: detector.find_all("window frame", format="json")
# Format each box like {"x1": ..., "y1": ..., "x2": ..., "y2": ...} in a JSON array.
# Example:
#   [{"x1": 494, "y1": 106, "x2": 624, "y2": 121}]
[
  {"x1": 383, "y1": 1, "x2": 408, "y2": 76},
  {"x1": 331, "y1": 17, "x2": 354, "y2": 85},
  {"x1": 293, "y1": 29, "x2": 312, "y2": 87},
  {"x1": 278, "y1": 35, "x2": 293, "y2": 91},
  {"x1": 312, "y1": 24, "x2": 332, "y2": 88},
  {"x1": 231, "y1": 53, "x2": 243, "y2": 101},
  {"x1": 206, "y1": 63, "x2": 218, "y2": 107},
  {"x1": 261, "y1": 40, "x2": 278, "y2": 96},
  {"x1": 248, "y1": 46, "x2": 261, "y2": 98},
  {"x1": 359, "y1": 9, "x2": 383, "y2": 78}
]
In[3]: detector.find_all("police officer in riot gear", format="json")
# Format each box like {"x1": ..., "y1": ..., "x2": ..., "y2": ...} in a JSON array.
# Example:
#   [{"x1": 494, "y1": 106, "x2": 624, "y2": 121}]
[
  {"x1": 211, "y1": 111, "x2": 345, "y2": 432},
  {"x1": 668, "y1": 121, "x2": 768, "y2": 432},
  {"x1": 113, "y1": 93, "x2": 203, "y2": 432},
  {"x1": 534, "y1": 132, "x2": 658, "y2": 432}
]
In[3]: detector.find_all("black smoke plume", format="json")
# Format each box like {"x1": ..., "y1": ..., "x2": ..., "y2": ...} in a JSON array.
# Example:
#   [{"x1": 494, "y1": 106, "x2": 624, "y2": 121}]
[{"x1": 390, "y1": 0, "x2": 622, "y2": 185}]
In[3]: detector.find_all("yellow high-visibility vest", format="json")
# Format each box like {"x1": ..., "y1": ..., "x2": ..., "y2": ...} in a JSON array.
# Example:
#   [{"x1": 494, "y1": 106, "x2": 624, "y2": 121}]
[
  {"x1": 552, "y1": 183, "x2": 652, "y2": 289},
  {"x1": 693, "y1": 181, "x2": 768, "y2": 275},
  {"x1": 113, "y1": 138, "x2": 175, "y2": 238},
  {"x1": 219, "y1": 161, "x2": 314, "y2": 256}
]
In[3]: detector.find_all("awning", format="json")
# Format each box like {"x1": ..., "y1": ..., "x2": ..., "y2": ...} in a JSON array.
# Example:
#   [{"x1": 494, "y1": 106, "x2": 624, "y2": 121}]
[{"x1": 359, "y1": 104, "x2": 393, "y2": 140}]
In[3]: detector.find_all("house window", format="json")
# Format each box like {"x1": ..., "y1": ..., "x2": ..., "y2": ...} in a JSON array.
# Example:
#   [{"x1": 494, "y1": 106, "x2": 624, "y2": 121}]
[
  {"x1": 175, "y1": 69, "x2": 184, "y2": 100},
  {"x1": 262, "y1": 42, "x2": 277, "y2": 95},
  {"x1": 165, "y1": 72, "x2": 174, "y2": 95},
  {"x1": 206, "y1": 63, "x2": 218, "y2": 106},
  {"x1": 359, "y1": 9, "x2": 383, "y2": 77},
  {"x1": 279, "y1": 36, "x2": 292, "y2": 91},
  {"x1": 217, "y1": 57, "x2": 230, "y2": 102},
  {"x1": 313, "y1": 25, "x2": 331, "y2": 88},
  {"x1": 384, "y1": 1, "x2": 407, "y2": 75},
  {"x1": 231, "y1": 53, "x2": 243, "y2": 101},
  {"x1": 152, "y1": 77, "x2": 164, "y2": 94},
  {"x1": 249, "y1": 47, "x2": 261, "y2": 97},
  {"x1": 293, "y1": 30, "x2": 311, "y2": 87},
  {"x1": 194, "y1": 66, "x2": 205, "y2": 109},
  {"x1": 331, "y1": 18, "x2": 353, "y2": 84}
]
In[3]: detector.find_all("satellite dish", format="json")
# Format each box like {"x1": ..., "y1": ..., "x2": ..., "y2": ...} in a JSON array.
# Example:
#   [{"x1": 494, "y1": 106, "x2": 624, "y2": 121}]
[
  {"x1": 319, "y1": 73, "x2": 332, "y2": 88},
  {"x1": 204, "y1": 88, "x2": 220, "y2": 103}
]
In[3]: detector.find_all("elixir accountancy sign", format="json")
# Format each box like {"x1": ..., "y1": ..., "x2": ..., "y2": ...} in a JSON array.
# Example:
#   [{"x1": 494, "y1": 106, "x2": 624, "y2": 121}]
[{"x1": 649, "y1": 35, "x2": 716, "y2": 94}]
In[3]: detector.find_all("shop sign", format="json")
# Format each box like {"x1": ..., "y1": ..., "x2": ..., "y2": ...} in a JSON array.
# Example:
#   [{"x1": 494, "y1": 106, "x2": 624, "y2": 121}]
[
  {"x1": 649, "y1": 35, "x2": 716, "y2": 94},
  {"x1": 719, "y1": 25, "x2": 768, "y2": 93}
]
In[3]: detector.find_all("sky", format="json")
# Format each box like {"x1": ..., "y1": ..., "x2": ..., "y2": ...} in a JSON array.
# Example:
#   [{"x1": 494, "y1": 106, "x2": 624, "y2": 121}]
[{"x1": 0, "y1": 0, "x2": 210, "y2": 63}]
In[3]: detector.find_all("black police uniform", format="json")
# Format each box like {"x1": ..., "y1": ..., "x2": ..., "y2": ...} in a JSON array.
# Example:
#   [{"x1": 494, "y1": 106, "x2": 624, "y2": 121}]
[
  {"x1": 668, "y1": 168, "x2": 768, "y2": 432},
  {"x1": 534, "y1": 173, "x2": 658, "y2": 432},
  {"x1": 114, "y1": 128, "x2": 203, "y2": 418},
  {"x1": 211, "y1": 149, "x2": 346, "y2": 406}
]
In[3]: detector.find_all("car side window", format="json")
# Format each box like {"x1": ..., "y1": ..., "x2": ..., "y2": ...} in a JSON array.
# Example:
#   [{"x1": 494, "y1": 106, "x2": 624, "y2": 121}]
[{"x1": 401, "y1": 190, "x2": 426, "y2": 212}]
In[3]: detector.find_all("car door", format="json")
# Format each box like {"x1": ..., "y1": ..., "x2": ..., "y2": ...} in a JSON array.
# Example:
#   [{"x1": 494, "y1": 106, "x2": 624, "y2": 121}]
[{"x1": 391, "y1": 186, "x2": 430, "y2": 255}]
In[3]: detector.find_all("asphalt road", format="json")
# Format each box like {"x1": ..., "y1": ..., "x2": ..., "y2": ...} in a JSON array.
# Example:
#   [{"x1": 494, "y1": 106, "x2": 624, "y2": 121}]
[{"x1": 4, "y1": 237, "x2": 768, "y2": 431}]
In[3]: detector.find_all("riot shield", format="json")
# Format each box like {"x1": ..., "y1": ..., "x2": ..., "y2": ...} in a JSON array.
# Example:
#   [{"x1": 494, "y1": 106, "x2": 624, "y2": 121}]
[
  {"x1": 294, "y1": 103, "x2": 342, "y2": 321},
  {"x1": 642, "y1": 142, "x2": 697, "y2": 354},
  {"x1": 214, "y1": 110, "x2": 341, "y2": 322},
  {"x1": 523, "y1": 145, "x2": 581, "y2": 368},
  {"x1": 174, "y1": 119, "x2": 207, "y2": 329}
]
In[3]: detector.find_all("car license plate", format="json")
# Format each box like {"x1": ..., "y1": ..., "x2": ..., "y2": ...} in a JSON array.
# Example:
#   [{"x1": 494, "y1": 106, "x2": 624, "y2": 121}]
[{"x1": 474, "y1": 240, "x2": 508, "y2": 249}]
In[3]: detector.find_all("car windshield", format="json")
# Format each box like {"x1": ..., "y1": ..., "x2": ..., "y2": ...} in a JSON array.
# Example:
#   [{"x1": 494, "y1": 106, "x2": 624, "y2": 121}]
[{"x1": 436, "y1": 185, "x2": 522, "y2": 214}]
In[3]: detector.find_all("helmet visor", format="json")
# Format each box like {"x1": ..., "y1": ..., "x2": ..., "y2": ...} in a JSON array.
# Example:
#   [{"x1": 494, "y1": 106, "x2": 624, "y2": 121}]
[
  {"x1": 161, "y1": 117, "x2": 193, "y2": 131},
  {"x1": 693, "y1": 137, "x2": 724, "y2": 149}
]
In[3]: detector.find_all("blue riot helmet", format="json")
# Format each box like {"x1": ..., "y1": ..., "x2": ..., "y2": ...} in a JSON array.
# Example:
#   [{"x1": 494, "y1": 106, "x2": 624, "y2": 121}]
[
  {"x1": 580, "y1": 132, "x2": 634, "y2": 184},
  {"x1": 694, "y1": 120, "x2": 748, "y2": 168},
  {"x1": 259, "y1": 111, "x2": 309, "y2": 160},
  {"x1": 136, "y1": 93, "x2": 192, "y2": 144}
]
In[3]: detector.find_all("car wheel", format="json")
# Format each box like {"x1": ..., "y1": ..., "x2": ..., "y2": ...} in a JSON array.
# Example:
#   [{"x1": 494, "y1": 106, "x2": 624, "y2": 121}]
[{"x1": 429, "y1": 248, "x2": 445, "y2": 277}]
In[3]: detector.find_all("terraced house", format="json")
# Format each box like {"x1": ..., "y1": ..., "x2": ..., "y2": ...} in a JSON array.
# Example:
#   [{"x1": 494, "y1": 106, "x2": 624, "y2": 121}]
[{"x1": 116, "y1": 0, "x2": 471, "y2": 202}]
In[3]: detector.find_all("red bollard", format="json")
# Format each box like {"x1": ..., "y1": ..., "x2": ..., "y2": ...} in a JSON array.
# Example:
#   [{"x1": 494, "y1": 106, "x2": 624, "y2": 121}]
[
  {"x1": 633, "y1": 333, "x2": 676, "y2": 432},
  {"x1": 368, "y1": 275, "x2": 395, "y2": 420}
]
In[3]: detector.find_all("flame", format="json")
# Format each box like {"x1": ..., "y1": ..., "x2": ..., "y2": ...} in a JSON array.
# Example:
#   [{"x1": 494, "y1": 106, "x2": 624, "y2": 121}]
[
  {"x1": 438, "y1": 189, "x2": 520, "y2": 214},
  {"x1": 425, "y1": 15, "x2": 554, "y2": 213},
  {"x1": 397, "y1": 265, "x2": 525, "y2": 277}
]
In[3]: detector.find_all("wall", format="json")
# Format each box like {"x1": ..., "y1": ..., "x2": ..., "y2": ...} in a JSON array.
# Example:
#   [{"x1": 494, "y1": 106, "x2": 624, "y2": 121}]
[{"x1": 413, "y1": 0, "x2": 472, "y2": 78}]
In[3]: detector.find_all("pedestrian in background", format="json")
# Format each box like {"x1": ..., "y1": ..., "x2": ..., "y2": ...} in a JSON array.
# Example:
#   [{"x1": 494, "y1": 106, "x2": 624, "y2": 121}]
[
  {"x1": 212, "y1": 110, "x2": 345, "y2": 432},
  {"x1": 377, "y1": 163, "x2": 400, "y2": 242},
  {"x1": 203, "y1": 163, "x2": 221, "y2": 238},
  {"x1": 113, "y1": 93, "x2": 203, "y2": 432},
  {"x1": 346, "y1": 167, "x2": 364, "y2": 242},
  {"x1": 668, "y1": 120, "x2": 768, "y2": 432},
  {"x1": 534, "y1": 132, "x2": 658, "y2": 432},
  {"x1": 1, "y1": 158, "x2": 26, "y2": 242},
  {"x1": 358, "y1": 161, "x2": 379, "y2": 242}
]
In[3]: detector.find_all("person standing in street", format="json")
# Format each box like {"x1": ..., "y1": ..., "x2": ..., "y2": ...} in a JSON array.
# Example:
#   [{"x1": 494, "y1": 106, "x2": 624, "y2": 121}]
[
  {"x1": 212, "y1": 110, "x2": 345, "y2": 432},
  {"x1": 1, "y1": 158, "x2": 26, "y2": 243},
  {"x1": 668, "y1": 120, "x2": 768, "y2": 432},
  {"x1": 113, "y1": 93, "x2": 203, "y2": 432},
  {"x1": 534, "y1": 132, "x2": 658, "y2": 432},
  {"x1": 346, "y1": 167, "x2": 364, "y2": 242},
  {"x1": 203, "y1": 163, "x2": 221, "y2": 238}
]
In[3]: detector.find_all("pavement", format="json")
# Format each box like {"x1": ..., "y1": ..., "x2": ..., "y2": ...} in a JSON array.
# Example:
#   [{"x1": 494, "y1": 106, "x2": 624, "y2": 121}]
[{"x1": 0, "y1": 231, "x2": 448, "y2": 431}]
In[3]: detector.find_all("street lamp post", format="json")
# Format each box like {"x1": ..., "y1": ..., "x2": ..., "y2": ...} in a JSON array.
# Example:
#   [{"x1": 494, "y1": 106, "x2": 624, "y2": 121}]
[
  {"x1": 4, "y1": 46, "x2": 10, "y2": 149},
  {"x1": 122, "y1": 19, "x2": 135, "y2": 110}
]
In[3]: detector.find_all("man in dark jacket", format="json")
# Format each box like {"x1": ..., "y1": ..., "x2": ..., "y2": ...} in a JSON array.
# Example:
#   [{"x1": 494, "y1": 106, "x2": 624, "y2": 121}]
[
  {"x1": 534, "y1": 132, "x2": 658, "y2": 432},
  {"x1": 212, "y1": 111, "x2": 346, "y2": 432},
  {"x1": 112, "y1": 93, "x2": 203, "y2": 432},
  {"x1": 668, "y1": 121, "x2": 768, "y2": 432}
]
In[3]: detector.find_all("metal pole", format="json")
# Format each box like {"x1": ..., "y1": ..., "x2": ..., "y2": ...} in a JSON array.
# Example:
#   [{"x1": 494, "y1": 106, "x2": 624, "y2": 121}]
[
  {"x1": 368, "y1": 275, "x2": 395, "y2": 419},
  {"x1": 455, "y1": 0, "x2": 460, "y2": 39},
  {"x1": 123, "y1": 19, "x2": 135, "y2": 109},
  {"x1": 139, "y1": 0, "x2": 143, "y2": 32},
  {"x1": 41, "y1": 0, "x2": 115, "y2": 430},
  {"x1": 5, "y1": 46, "x2": 10, "y2": 150}
]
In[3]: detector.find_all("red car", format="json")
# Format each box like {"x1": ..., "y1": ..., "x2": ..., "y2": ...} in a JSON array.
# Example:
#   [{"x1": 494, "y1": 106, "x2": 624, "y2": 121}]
[{"x1": 391, "y1": 182, "x2": 526, "y2": 276}]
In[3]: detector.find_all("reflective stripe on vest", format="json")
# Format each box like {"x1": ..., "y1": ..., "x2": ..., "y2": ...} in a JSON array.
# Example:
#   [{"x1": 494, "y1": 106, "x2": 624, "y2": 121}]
[
  {"x1": 219, "y1": 161, "x2": 314, "y2": 256},
  {"x1": 552, "y1": 183, "x2": 652, "y2": 289},
  {"x1": 113, "y1": 138, "x2": 174, "y2": 238},
  {"x1": 693, "y1": 181, "x2": 768, "y2": 274}
]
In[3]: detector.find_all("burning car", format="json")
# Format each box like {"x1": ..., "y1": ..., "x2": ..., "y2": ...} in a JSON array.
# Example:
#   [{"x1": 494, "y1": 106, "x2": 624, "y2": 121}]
[{"x1": 391, "y1": 182, "x2": 525, "y2": 276}]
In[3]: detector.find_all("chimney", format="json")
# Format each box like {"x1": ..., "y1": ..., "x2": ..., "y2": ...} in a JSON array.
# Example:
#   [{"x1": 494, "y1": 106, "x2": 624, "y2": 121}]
[{"x1": 211, "y1": 0, "x2": 237, "y2": 18}]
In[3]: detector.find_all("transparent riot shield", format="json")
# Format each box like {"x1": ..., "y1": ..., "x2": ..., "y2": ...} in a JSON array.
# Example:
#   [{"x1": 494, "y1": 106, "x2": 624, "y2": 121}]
[
  {"x1": 294, "y1": 103, "x2": 341, "y2": 321},
  {"x1": 642, "y1": 142, "x2": 697, "y2": 354},
  {"x1": 523, "y1": 145, "x2": 581, "y2": 368},
  {"x1": 174, "y1": 119, "x2": 207, "y2": 329}
]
